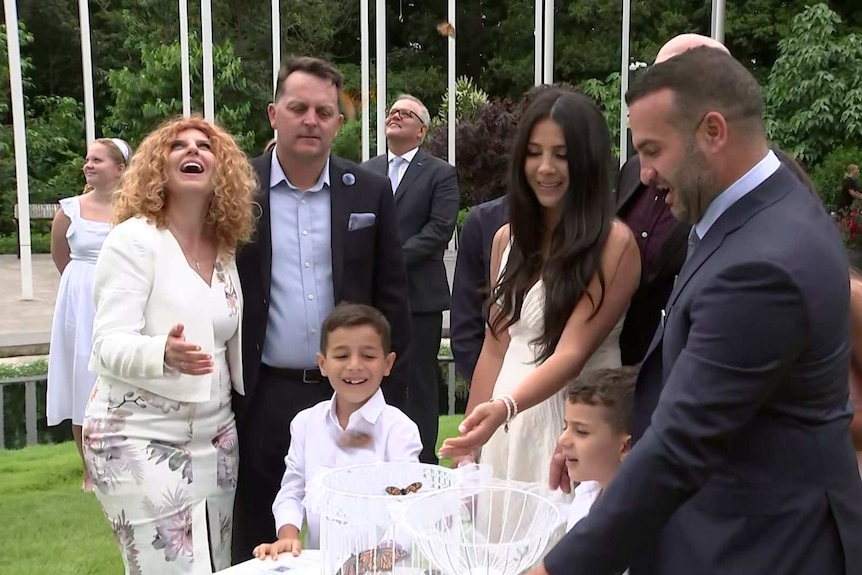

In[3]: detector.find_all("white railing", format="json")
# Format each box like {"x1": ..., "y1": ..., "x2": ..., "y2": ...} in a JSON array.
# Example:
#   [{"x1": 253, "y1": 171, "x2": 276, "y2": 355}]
[{"x1": 0, "y1": 374, "x2": 43, "y2": 449}]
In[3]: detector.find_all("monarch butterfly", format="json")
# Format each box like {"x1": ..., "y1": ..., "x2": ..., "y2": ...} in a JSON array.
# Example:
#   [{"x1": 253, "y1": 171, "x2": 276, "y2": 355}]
[
  {"x1": 384, "y1": 481, "x2": 423, "y2": 496},
  {"x1": 437, "y1": 21, "x2": 455, "y2": 38},
  {"x1": 337, "y1": 546, "x2": 410, "y2": 575}
]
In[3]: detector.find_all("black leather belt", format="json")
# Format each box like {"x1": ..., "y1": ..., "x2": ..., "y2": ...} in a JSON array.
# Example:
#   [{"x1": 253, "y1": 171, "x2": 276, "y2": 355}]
[{"x1": 261, "y1": 364, "x2": 326, "y2": 384}]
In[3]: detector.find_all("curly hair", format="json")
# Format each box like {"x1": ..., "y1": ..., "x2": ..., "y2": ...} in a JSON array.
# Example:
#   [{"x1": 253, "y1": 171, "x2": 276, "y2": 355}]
[{"x1": 113, "y1": 115, "x2": 257, "y2": 255}]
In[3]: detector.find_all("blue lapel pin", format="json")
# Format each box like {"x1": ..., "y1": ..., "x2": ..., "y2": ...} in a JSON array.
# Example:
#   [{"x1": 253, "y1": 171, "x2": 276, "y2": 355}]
[{"x1": 342, "y1": 172, "x2": 355, "y2": 186}]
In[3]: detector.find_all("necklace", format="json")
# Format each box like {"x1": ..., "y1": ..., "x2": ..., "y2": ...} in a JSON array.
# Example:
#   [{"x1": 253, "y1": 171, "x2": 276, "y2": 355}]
[{"x1": 168, "y1": 223, "x2": 202, "y2": 271}]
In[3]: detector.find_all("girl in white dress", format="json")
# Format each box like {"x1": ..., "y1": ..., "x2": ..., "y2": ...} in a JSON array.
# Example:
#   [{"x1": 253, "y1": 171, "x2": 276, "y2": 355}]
[
  {"x1": 47, "y1": 137, "x2": 130, "y2": 492},
  {"x1": 83, "y1": 116, "x2": 256, "y2": 574},
  {"x1": 440, "y1": 90, "x2": 641, "y2": 492}
]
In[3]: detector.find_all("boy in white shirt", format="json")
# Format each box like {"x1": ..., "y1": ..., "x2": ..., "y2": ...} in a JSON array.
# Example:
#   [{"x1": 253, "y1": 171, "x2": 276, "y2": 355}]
[
  {"x1": 253, "y1": 303, "x2": 422, "y2": 559},
  {"x1": 558, "y1": 366, "x2": 637, "y2": 534}
]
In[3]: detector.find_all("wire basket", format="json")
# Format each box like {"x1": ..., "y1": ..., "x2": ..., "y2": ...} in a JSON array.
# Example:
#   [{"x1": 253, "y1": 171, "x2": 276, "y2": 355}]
[
  {"x1": 399, "y1": 484, "x2": 563, "y2": 575},
  {"x1": 308, "y1": 462, "x2": 470, "y2": 575}
]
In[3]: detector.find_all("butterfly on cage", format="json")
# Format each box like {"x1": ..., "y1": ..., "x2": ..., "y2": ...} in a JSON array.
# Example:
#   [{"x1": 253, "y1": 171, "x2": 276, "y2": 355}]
[
  {"x1": 384, "y1": 481, "x2": 423, "y2": 496},
  {"x1": 436, "y1": 21, "x2": 455, "y2": 38},
  {"x1": 337, "y1": 430, "x2": 372, "y2": 449},
  {"x1": 336, "y1": 545, "x2": 410, "y2": 575}
]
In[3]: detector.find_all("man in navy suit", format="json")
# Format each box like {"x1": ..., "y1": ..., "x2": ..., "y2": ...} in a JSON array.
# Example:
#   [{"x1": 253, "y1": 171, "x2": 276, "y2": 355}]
[{"x1": 532, "y1": 47, "x2": 862, "y2": 575}]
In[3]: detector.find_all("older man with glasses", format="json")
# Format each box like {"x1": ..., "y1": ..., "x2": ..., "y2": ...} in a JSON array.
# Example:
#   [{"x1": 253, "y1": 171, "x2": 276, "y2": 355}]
[{"x1": 362, "y1": 94, "x2": 460, "y2": 464}]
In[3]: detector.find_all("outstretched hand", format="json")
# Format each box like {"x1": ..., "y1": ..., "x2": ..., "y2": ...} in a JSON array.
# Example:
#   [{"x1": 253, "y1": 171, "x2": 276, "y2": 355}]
[
  {"x1": 438, "y1": 400, "x2": 507, "y2": 458},
  {"x1": 164, "y1": 323, "x2": 213, "y2": 375}
]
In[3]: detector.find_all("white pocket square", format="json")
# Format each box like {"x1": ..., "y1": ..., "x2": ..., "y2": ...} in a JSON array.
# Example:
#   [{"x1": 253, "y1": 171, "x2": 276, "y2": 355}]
[{"x1": 348, "y1": 212, "x2": 376, "y2": 231}]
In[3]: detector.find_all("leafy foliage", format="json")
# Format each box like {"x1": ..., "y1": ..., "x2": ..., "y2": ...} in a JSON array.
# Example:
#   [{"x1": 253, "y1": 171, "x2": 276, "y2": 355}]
[
  {"x1": 435, "y1": 76, "x2": 490, "y2": 126},
  {"x1": 103, "y1": 36, "x2": 262, "y2": 151},
  {"x1": 764, "y1": 3, "x2": 862, "y2": 164},
  {"x1": 424, "y1": 99, "x2": 520, "y2": 208}
]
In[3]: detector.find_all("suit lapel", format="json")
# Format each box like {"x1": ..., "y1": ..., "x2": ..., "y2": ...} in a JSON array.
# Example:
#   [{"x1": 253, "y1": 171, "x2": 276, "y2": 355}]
[
  {"x1": 253, "y1": 153, "x2": 274, "y2": 301},
  {"x1": 640, "y1": 166, "x2": 796, "y2": 362},
  {"x1": 329, "y1": 156, "x2": 351, "y2": 301},
  {"x1": 395, "y1": 149, "x2": 427, "y2": 204}
]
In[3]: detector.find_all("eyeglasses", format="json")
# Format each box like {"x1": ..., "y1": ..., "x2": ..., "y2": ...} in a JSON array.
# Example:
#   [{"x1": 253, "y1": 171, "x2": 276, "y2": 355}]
[{"x1": 387, "y1": 107, "x2": 426, "y2": 126}]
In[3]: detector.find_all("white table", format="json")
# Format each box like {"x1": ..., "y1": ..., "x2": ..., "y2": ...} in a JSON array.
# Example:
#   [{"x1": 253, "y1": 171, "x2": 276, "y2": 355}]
[{"x1": 217, "y1": 550, "x2": 322, "y2": 575}]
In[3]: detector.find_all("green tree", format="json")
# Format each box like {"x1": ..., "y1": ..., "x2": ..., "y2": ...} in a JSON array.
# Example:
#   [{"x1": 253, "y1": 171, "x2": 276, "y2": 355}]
[
  {"x1": 764, "y1": 3, "x2": 862, "y2": 164},
  {"x1": 103, "y1": 37, "x2": 263, "y2": 152}
]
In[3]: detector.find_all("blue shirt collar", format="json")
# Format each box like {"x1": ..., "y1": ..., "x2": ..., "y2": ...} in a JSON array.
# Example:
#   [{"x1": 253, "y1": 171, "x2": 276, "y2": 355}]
[
  {"x1": 694, "y1": 150, "x2": 780, "y2": 240},
  {"x1": 270, "y1": 150, "x2": 330, "y2": 193}
]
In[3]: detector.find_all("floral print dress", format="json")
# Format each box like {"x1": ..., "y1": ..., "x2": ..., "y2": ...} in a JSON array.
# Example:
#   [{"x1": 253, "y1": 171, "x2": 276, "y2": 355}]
[{"x1": 83, "y1": 261, "x2": 240, "y2": 575}]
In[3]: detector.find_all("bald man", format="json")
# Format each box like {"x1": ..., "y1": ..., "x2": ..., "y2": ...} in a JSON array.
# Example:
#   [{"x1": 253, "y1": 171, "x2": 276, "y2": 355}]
[{"x1": 617, "y1": 34, "x2": 729, "y2": 366}]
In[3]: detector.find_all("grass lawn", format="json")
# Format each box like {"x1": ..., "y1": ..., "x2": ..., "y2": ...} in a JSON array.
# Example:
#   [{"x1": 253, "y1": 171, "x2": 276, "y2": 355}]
[{"x1": 0, "y1": 414, "x2": 464, "y2": 575}]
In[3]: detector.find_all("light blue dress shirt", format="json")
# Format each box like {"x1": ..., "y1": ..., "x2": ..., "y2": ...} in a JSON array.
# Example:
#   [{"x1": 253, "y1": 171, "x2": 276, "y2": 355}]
[
  {"x1": 262, "y1": 152, "x2": 335, "y2": 368},
  {"x1": 693, "y1": 150, "x2": 781, "y2": 241}
]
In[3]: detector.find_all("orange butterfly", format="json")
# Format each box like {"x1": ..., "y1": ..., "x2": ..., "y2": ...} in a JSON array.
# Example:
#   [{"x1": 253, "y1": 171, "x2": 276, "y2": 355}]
[
  {"x1": 384, "y1": 481, "x2": 423, "y2": 496},
  {"x1": 337, "y1": 546, "x2": 410, "y2": 575},
  {"x1": 437, "y1": 21, "x2": 455, "y2": 38}
]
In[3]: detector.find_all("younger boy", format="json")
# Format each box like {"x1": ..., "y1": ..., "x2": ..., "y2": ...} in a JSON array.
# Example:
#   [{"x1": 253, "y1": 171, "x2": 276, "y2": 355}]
[
  {"x1": 557, "y1": 366, "x2": 637, "y2": 533},
  {"x1": 253, "y1": 303, "x2": 422, "y2": 560}
]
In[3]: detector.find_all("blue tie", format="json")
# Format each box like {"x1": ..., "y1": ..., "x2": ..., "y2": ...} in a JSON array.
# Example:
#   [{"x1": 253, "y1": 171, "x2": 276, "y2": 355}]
[
  {"x1": 389, "y1": 156, "x2": 403, "y2": 195},
  {"x1": 686, "y1": 227, "x2": 700, "y2": 262}
]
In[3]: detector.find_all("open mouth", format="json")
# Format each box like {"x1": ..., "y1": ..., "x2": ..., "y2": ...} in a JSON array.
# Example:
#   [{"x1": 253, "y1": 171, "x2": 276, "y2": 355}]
[
  {"x1": 537, "y1": 182, "x2": 562, "y2": 189},
  {"x1": 180, "y1": 161, "x2": 204, "y2": 174},
  {"x1": 342, "y1": 378, "x2": 368, "y2": 386}
]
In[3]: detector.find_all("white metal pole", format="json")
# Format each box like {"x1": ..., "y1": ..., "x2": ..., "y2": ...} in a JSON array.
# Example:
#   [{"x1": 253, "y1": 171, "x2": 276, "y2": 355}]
[
  {"x1": 619, "y1": 0, "x2": 631, "y2": 169},
  {"x1": 201, "y1": 0, "x2": 215, "y2": 123},
  {"x1": 447, "y1": 0, "x2": 455, "y2": 167},
  {"x1": 4, "y1": 0, "x2": 34, "y2": 300},
  {"x1": 534, "y1": 0, "x2": 543, "y2": 85},
  {"x1": 711, "y1": 0, "x2": 726, "y2": 44},
  {"x1": 375, "y1": 0, "x2": 387, "y2": 155},
  {"x1": 360, "y1": 0, "x2": 371, "y2": 161},
  {"x1": 179, "y1": 0, "x2": 191, "y2": 117},
  {"x1": 543, "y1": 0, "x2": 554, "y2": 84},
  {"x1": 271, "y1": 0, "x2": 280, "y2": 95},
  {"x1": 78, "y1": 0, "x2": 95, "y2": 144}
]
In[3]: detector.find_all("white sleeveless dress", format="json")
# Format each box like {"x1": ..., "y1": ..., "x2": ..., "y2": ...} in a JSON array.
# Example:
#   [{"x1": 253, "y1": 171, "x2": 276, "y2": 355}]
[
  {"x1": 47, "y1": 196, "x2": 111, "y2": 426},
  {"x1": 480, "y1": 243, "x2": 625, "y2": 486}
]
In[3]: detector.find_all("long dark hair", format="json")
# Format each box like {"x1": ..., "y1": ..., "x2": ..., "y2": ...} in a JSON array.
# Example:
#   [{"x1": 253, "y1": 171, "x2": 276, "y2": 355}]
[{"x1": 490, "y1": 90, "x2": 615, "y2": 363}]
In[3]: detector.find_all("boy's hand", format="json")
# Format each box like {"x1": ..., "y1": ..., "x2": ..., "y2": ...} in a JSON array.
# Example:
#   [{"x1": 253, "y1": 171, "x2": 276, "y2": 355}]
[{"x1": 253, "y1": 537, "x2": 302, "y2": 560}]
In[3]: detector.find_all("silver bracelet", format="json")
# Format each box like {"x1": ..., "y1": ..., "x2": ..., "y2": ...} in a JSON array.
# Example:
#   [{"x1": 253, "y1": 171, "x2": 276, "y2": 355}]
[{"x1": 492, "y1": 395, "x2": 517, "y2": 433}]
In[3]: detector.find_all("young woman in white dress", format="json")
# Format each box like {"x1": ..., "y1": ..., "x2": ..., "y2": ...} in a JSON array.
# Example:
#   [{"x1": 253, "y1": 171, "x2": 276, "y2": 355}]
[
  {"x1": 83, "y1": 116, "x2": 255, "y2": 574},
  {"x1": 440, "y1": 90, "x2": 641, "y2": 491},
  {"x1": 47, "y1": 137, "x2": 130, "y2": 492}
]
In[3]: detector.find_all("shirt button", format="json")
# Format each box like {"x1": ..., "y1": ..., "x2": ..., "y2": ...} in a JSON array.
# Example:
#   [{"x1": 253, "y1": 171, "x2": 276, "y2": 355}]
[
  {"x1": 302, "y1": 230, "x2": 308, "y2": 236},
  {"x1": 308, "y1": 294, "x2": 314, "y2": 300},
  {"x1": 311, "y1": 328, "x2": 318, "y2": 334},
  {"x1": 641, "y1": 231, "x2": 648, "y2": 238},
  {"x1": 304, "y1": 261, "x2": 311, "y2": 268},
  {"x1": 301, "y1": 199, "x2": 306, "y2": 205}
]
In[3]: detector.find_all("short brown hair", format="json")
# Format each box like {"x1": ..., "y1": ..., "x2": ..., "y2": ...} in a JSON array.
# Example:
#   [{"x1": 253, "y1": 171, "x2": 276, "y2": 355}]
[
  {"x1": 274, "y1": 56, "x2": 343, "y2": 103},
  {"x1": 320, "y1": 303, "x2": 392, "y2": 354},
  {"x1": 566, "y1": 366, "x2": 638, "y2": 433},
  {"x1": 626, "y1": 46, "x2": 763, "y2": 134}
]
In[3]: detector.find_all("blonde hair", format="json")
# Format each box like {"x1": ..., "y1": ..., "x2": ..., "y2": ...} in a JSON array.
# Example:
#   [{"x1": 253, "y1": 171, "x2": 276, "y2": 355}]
[
  {"x1": 848, "y1": 164, "x2": 860, "y2": 177},
  {"x1": 82, "y1": 138, "x2": 131, "y2": 195},
  {"x1": 113, "y1": 115, "x2": 257, "y2": 255}
]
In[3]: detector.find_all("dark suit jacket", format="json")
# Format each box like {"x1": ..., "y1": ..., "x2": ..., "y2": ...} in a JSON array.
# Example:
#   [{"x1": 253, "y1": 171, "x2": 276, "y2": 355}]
[
  {"x1": 362, "y1": 149, "x2": 460, "y2": 314},
  {"x1": 544, "y1": 165, "x2": 862, "y2": 574},
  {"x1": 616, "y1": 156, "x2": 689, "y2": 366},
  {"x1": 449, "y1": 195, "x2": 509, "y2": 381},
  {"x1": 235, "y1": 152, "x2": 412, "y2": 415}
]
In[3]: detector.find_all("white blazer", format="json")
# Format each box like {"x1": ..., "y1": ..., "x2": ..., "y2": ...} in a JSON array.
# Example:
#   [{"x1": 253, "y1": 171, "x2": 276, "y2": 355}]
[{"x1": 89, "y1": 216, "x2": 245, "y2": 403}]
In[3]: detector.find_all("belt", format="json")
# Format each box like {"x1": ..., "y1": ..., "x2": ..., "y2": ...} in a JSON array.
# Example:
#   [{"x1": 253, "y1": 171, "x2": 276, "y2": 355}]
[{"x1": 260, "y1": 364, "x2": 326, "y2": 384}]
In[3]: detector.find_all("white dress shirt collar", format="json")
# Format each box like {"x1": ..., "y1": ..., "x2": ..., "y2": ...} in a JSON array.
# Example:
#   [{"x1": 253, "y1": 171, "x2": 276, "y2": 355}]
[
  {"x1": 270, "y1": 150, "x2": 331, "y2": 193},
  {"x1": 388, "y1": 146, "x2": 419, "y2": 165},
  {"x1": 694, "y1": 150, "x2": 780, "y2": 240},
  {"x1": 326, "y1": 387, "x2": 387, "y2": 428}
]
